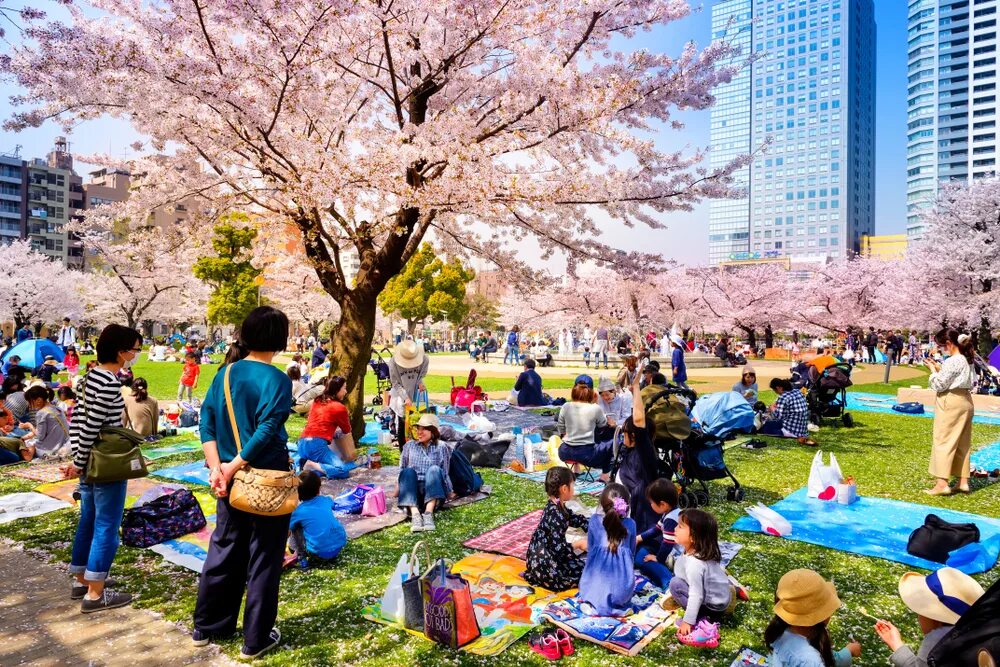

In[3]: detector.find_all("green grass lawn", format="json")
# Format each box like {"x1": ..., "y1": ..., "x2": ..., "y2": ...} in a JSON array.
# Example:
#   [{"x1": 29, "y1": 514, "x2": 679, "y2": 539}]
[{"x1": 2, "y1": 376, "x2": 998, "y2": 665}]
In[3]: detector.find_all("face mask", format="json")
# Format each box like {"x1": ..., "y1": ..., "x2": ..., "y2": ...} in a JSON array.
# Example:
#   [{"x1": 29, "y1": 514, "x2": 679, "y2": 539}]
[{"x1": 123, "y1": 354, "x2": 136, "y2": 370}]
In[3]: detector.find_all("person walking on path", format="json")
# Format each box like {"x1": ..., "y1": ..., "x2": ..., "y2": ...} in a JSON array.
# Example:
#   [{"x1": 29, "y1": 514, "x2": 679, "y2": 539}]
[
  {"x1": 193, "y1": 306, "x2": 294, "y2": 660},
  {"x1": 61, "y1": 323, "x2": 143, "y2": 613},
  {"x1": 56, "y1": 317, "x2": 77, "y2": 353},
  {"x1": 924, "y1": 329, "x2": 976, "y2": 496},
  {"x1": 591, "y1": 325, "x2": 610, "y2": 369},
  {"x1": 504, "y1": 326, "x2": 520, "y2": 365}
]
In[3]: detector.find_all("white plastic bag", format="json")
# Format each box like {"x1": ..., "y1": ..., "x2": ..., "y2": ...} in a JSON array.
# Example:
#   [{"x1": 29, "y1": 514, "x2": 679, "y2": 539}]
[
  {"x1": 380, "y1": 553, "x2": 409, "y2": 623},
  {"x1": 807, "y1": 450, "x2": 844, "y2": 500},
  {"x1": 463, "y1": 410, "x2": 495, "y2": 433},
  {"x1": 745, "y1": 503, "x2": 792, "y2": 536}
]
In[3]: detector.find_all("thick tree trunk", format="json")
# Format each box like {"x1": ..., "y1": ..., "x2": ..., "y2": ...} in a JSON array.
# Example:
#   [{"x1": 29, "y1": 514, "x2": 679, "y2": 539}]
[
  {"x1": 739, "y1": 326, "x2": 757, "y2": 350},
  {"x1": 328, "y1": 292, "x2": 378, "y2": 439},
  {"x1": 979, "y1": 316, "x2": 993, "y2": 357},
  {"x1": 764, "y1": 325, "x2": 774, "y2": 350},
  {"x1": 406, "y1": 319, "x2": 417, "y2": 336}
]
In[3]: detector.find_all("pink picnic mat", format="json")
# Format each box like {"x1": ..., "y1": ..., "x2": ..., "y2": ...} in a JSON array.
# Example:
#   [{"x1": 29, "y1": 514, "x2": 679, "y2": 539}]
[{"x1": 462, "y1": 509, "x2": 543, "y2": 560}]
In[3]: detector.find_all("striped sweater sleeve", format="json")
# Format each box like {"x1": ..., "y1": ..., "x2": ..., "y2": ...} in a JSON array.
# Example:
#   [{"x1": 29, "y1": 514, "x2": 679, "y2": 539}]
[{"x1": 71, "y1": 370, "x2": 125, "y2": 470}]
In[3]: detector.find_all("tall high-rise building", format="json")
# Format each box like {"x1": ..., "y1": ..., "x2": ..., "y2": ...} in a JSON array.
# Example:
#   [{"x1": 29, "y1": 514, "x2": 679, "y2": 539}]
[
  {"x1": 709, "y1": 0, "x2": 876, "y2": 266},
  {"x1": 907, "y1": 0, "x2": 1000, "y2": 239}
]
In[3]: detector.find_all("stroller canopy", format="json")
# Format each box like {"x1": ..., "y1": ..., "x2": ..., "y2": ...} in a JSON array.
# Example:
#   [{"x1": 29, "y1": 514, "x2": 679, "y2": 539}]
[{"x1": 691, "y1": 392, "x2": 756, "y2": 438}]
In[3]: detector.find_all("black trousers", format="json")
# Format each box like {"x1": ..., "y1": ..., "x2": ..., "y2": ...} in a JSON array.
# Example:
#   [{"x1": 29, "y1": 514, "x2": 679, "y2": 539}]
[{"x1": 193, "y1": 496, "x2": 290, "y2": 652}]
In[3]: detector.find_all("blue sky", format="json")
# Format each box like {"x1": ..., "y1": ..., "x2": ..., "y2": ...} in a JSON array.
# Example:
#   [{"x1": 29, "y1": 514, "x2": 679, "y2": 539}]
[{"x1": 0, "y1": 0, "x2": 908, "y2": 263}]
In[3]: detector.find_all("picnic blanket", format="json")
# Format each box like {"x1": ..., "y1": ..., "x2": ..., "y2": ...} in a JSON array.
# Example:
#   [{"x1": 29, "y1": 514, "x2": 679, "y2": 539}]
[
  {"x1": 364, "y1": 553, "x2": 575, "y2": 656},
  {"x1": 538, "y1": 574, "x2": 675, "y2": 656},
  {"x1": 972, "y1": 438, "x2": 1000, "y2": 471},
  {"x1": 1, "y1": 460, "x2": 71, "y2": 483},
  {"x1": 502, "y1": 467, "x2": 606, "y2": 496},
  {"x1": 320, "y1": 465, "x2": 492, "y2": 539},
  {"x1": 732, "y1": 487, "x2": 1000, "y2": 574},
  {"x1": 730, "y1": 647, "x2": 770, "y2": 665},
  {"x1": 149, "y1": 514, "x2": 216, "y2": 573},
  {"x1": 36, "y1": 476, "x2": 183, "y2": 505},
  {"x1": 0, "y1": 492, "x2": 72, "y2": 524},
  {"x1": 152, "y1": 461, "x2": 210, "y2": 486},
  {"x1": 846, "y1": 391, "x2": 1000, "y2": 425},
  {"x1": 438, "y1": 408, "x2": 557, "y2": 437},
  {"x1": 143, "y1": 440, "x2": 201, "y2": 460},
  {"x1": 463, "y1": 509, "x2": 745, "y2": 567}
]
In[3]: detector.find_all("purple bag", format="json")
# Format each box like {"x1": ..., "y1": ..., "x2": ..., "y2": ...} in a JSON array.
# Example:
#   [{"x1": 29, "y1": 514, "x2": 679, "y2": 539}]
[
  {"x1": 421, "y1": 559, "x2": 481, "y2": 649},
  {"x1": 121, "y1": 488, "x2": 207, "y2": 548}
]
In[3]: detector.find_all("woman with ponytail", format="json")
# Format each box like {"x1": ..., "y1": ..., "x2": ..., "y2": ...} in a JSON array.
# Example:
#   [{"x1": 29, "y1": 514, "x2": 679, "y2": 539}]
[
  {"x1": 924, "y1": 329, "x2": 976, "y2": 495},
  {"x1": 579, "y1": 483, "x2": 637, "y2": 615},
  {"x1": 123, "y1": 377, "x2": 159, "y2": 437},
  {"x1": 25, "y1": 385, "x2": 69, "y2": 458}
]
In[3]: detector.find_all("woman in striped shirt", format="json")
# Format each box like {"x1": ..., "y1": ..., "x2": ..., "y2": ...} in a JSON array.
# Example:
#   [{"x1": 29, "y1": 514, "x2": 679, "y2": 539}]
[{"x1": 61, "y1": 324, "x2": 143, "y2": 613}]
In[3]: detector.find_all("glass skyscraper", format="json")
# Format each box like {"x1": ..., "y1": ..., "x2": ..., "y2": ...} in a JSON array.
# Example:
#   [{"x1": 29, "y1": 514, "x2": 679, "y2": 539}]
[
  {"x1": 709, "y1": 0, "x2": 876, "y2": 265},
  {"x1": 906, "y1": 0, "x2": 1000, "y2": 240}
]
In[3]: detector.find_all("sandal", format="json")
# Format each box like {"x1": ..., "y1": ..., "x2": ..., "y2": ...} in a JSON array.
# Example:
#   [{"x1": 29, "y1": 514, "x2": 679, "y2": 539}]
[
  {"x1": 923, "y1": 487, "x2": 953, "y2": 496},
  {"x1": 797, "y1": 437, "x2": 818, "y2": 446}
]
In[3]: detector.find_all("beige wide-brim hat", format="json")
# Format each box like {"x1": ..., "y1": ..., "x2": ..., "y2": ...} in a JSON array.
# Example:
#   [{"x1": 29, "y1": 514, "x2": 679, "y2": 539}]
[
  {"x1": 773, "y1": 569, "x2": 842, "y2": 627},
  {"x1": 414, "y1": 413, "x2": 440, "y2": 429},
  {"x1": 898, "y1": 568, "x2": 984, "y2": 625},
  {"x1": 393, "y1": 340, "x2": 425, "y2": 369}
]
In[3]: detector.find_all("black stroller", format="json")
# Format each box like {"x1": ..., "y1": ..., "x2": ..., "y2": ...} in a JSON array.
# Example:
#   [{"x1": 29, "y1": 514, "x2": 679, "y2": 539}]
[
  {"x1": 368, "y1": 346, "x2": 392, "y2": 405},
  {"x1": 805, "y1": 362, "x2": 854, "y2": 427},
  {"x1": 928, "y1": 576, "x2": 1000, "y2": 666},
  {"x1": 973, "y1": 353, "x2": 1000, "y2": 396},
  {"x1": 611, "y1": 385, "x2": 747, "y2": 508}
]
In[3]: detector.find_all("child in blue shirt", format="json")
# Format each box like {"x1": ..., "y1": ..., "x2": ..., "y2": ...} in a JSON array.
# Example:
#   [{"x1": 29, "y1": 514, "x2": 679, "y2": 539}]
[
  {"x1": 634, "y1": 478, "x2": 680, "y2": 588},
  {"x1": 578, "y1": 483, "x2": 637, "y2": 615},
  {"x1": 288, "y1": 471, "x2": 347, "y2": 565}
]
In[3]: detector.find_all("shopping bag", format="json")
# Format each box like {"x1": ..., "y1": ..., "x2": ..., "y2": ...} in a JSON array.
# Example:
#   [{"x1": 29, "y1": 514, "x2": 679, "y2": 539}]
[
  {"x1": 807, "y1": 450, "x2": 843, "y2": 500},
  {"x1": 421, "y1": 559, "x2": 481, "y2": 649},
  {"x1": 402, "y1": 541, "x2": 432, "y2": 630},
  {"x1": 836, "y1": 477, "x2": 858, "y2": 505},
  {"x1": 332, "y1": 484, "x2": 374, "y2": 514},
  {"x1": 745, "y1": 502, "x2": 792, "y2": 536},
  {"x1": 380, "y1": 553, "x2": 409, "y2": 623},
  {"x1": 361, "y1": 486, "x2": 387, "y2": 517},
  {"x1": 404, "y1": 390, "x2": 434, "y2": 441}
]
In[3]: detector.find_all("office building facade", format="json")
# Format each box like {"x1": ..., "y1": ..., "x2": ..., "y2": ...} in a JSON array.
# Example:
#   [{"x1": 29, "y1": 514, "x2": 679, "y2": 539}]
[
  {"x1": 907, "y1": 0, "x2": 1000, "y2": 239},
  {"x1": 709, "y1": 0, "x2": 876, "y2": 265}
]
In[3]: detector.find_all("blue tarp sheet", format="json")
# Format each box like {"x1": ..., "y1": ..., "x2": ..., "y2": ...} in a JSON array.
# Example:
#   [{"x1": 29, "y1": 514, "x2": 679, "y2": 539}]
[
  {"x1": 732, "y1": 487, "x2": 1000, "y2": 574},
  {"x1": 846, "y1": 392, "x2": 1000, "y2": 425}
]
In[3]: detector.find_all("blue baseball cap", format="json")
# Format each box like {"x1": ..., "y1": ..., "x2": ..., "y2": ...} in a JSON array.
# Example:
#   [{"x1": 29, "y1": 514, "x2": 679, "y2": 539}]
[{"x1": 574, "y1": 374, "x2": 593, "y2": 388}]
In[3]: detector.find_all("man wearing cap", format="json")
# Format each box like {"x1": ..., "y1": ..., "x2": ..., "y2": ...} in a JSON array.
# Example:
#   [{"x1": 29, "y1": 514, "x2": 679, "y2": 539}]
[
  {"x1": 513, "y1": 358, "x2": 546, "y2": 407},
  {"x1": 310, "y1": 338, "x2": 329, "y2": 369},
  {"x1": 875, "y1": 567, "x2": 984, "y2": 667},
  {"x1": 56, "y1": 317, "x2": 77, "y2": 352},
  {"x1": 387, "y1": 339, "x2": 429, "y2": 443}
]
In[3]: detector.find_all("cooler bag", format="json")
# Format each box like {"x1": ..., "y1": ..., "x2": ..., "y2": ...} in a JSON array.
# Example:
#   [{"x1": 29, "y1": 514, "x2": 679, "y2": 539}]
[{"x1": 121, "y1": 488, "x2": 207, "y2": 548}]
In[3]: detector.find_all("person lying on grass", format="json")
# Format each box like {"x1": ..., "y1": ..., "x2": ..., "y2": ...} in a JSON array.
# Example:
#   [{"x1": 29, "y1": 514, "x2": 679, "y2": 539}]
[{"x1": 760, "y1": 378, "x2": 817, "y2": 446}]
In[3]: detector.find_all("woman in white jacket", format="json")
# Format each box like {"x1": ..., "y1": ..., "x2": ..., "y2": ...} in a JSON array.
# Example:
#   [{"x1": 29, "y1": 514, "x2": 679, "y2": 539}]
[{"x1": 923, "y1": 329, "x2": 976, "y2": 496}]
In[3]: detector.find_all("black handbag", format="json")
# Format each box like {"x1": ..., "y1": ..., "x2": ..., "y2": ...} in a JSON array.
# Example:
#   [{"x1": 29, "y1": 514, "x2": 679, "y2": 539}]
[
  {"x1": 907, "y1": 514, "x2": 980, "y2": 563},
  {"x1": 456, "y1": 437, "x2": 509, "y2": 468},
  {"x1": 402, "y1": 541, "x2": 431, "y2": 630}
]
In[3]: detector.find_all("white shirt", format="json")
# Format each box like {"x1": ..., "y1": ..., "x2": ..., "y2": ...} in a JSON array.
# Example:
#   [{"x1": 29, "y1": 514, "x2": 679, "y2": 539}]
[
  {"x1": 929, "y1": 355, "x2": 974, "y2": 392},
  {"x1": 57, "y1": 325, "x2": 76, "y2": 347}
]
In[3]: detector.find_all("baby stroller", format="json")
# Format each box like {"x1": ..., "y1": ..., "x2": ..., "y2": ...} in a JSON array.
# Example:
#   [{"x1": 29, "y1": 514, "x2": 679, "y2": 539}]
[
  {"x1": 806, "y1": 362, "x2": 854, "y2": 427},
  {"x1": 367, "y1": 346, "x2": 392, "y2": 405},
  {"x1": 972, "y1": 354, "x2": 1000, "y2": 396},
  {"x1": 612, "y1": 386, "x2": 749, "y2": 508}
]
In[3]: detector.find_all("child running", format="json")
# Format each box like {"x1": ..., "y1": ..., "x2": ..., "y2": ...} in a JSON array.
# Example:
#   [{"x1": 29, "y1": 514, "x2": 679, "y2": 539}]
[
  {"x1": 288, "y1": 471, "x2": 347, "y2": 567},
  {"x1": 669, "y1": 509, "x2": 733, "y2": 646},
  {"x1": 634, "y1": 478, "x2": 680, "y2": 588},
  {"x1": 578, "y1": 483, "x2": 637, "y2": 615},
  {"x1": 523, "y1": 466, "x2": 590, "y2": 591},
  {"x1": 178, "y1": 351, "x2": 200, "y2": 401},
  {"x1": 766, "y1": 569, "x2": 861, "y2": 666}
]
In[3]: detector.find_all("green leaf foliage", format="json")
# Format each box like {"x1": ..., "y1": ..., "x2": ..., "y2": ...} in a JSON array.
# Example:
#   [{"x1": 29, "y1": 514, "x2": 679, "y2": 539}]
[
  {"x1": 377, "y1": 243, "x2": 475, "y2": 331},
  {"x1": 193, "y1": 214, "x2": 262, "y2": 326}
]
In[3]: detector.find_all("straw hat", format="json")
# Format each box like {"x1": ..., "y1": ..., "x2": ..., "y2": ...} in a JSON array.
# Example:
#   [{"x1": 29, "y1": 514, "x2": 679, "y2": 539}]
[
  {"x1": 392, "y1": 340, "x2": 425, "y2": 369},
  {"x1": 898, "y1": 568, "x2": 984, "y2": 625},
  {"x1": 773, "y1": 570, "x2": 841, "y2": 627},
  {"x1": 597, "y1": 376, "x2": 616, "y2": 393},
  {"x1": 414, "y1": 413, "x2": 440, "y2": 429}
]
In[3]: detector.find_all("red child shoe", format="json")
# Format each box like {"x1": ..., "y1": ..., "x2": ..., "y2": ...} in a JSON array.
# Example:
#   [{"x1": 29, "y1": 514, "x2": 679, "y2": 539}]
[
  {"x1": 529, "y1": 632, "x2": 561, "y2": 660},
  {"x1": 555, "y1": 628, "x2": 574, "y2": 656}
]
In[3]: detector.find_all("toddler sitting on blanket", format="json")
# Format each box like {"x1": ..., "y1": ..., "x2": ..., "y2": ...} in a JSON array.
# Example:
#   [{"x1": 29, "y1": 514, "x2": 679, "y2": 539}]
[
  {"x1": 524, "y1": 466, "x2": 589, "y2": 591},
  {"x1": 766, "y1": 569, "x2": 861, "y2": 666},
  {"x1": 288, "y1": 471, "x2": 346, "y2": 566},
  {"x1": 634, "y1": 478, "x2": 680, "y2": 589},
  {"x1": 668, "y1": 509, "x2": 733, "y2": 647}
]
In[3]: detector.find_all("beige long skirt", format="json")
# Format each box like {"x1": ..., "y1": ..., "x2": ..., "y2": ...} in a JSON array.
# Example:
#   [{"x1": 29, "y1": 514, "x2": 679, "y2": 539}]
[{"x1": 930, "y1": 389, "x2": 974, "y2": 479}]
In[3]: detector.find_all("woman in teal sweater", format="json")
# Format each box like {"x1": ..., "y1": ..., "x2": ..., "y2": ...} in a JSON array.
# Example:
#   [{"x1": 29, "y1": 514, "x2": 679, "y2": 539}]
[{"x1": 193, "y1": 306, "x2": 294, "y2": 661}]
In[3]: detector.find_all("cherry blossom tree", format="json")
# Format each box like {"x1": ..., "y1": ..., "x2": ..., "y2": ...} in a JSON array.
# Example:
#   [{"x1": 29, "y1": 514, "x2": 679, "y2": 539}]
[
  {"x1": 3, "y1": 0, "x2": 750, "y2": 427},
  {"x1": 262, "y1": 251, "x2": 341, "y2": 339},
  {"x1": 906, "y1": 178, "x2": 1000, "y2": 352},
  {"x1": 696, "y1": 263, "x2": 791, "y2": 348},
  {"x1": 791, "y1": 257, "x2": 902, "y2": 333},
  {"x1": 0, "y1": 240, "x2": 81, "y2": 330}
]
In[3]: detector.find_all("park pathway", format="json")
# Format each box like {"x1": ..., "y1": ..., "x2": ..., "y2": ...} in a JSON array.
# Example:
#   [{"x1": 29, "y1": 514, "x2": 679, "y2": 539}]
[{"x1": 0, "y1": 542, "x2": 233, "y2": 667}]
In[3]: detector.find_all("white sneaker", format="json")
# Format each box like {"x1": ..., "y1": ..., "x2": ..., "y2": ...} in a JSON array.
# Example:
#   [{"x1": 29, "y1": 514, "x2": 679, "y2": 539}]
[
  {"x1": 410, "y1": 513, "x2": 424, "y2": 533},
  {"x1": 422, "y1": 513, "x2": 436, "y2": 532},
  {"x1": 807, "y1": 423, "x2": 820, "y2": 433}
]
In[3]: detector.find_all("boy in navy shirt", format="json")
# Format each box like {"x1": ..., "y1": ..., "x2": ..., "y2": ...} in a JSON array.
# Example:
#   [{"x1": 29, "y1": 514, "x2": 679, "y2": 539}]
[
  {"x1": 634, "y1": 478, "x2": 681, "y2": 588},
  {"x1": 288, "y1": 471, "x2": 347, "y2": 566}
]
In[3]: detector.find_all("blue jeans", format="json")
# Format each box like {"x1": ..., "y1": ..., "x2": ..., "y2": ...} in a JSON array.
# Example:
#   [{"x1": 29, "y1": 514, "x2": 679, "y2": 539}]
[
  {"x1": 398, "y1": 465, "x2": 446, "y2": 509},
  {"x1": 504, "y1": 345, "x2": 519, "y2": 365},
  {"x1": 558, "y1": 442, "x2": 613, "y2": 473},
  {"x1": 297, "y1": 437, "x2": 350, "y2": 479},
  {"x1": 635, "y1": 546, "x2": 673, "y2": 589},
  {"x1": 69, "y1": 479, "x2": 128, "y2": 581},
  {"x1": 0, "y1": 448, "x2": 21, "y2": 465}
]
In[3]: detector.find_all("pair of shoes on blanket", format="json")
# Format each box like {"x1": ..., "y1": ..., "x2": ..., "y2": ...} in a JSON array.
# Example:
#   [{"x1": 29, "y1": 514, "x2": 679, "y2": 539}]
[
  {"x1": 677, "y1": 619, "x2": 720, "y2": 649},
  {"x1": 528, "y1": 629, "x2": 573, "y2": 660}
]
